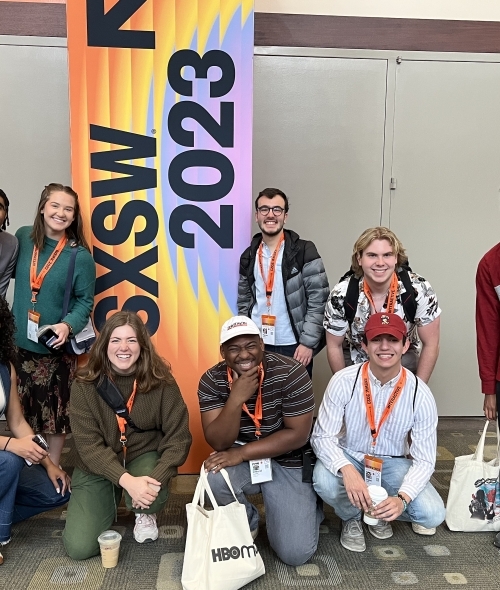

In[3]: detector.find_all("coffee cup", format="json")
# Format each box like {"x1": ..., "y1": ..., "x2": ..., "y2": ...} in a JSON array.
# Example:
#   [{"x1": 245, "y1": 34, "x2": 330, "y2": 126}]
[
  {"x1": 97, "y1": 530, "x2": 122, "y2": 568},
  {"x1": 363, "y1": 485, "x2": 388, "y2": 525}
]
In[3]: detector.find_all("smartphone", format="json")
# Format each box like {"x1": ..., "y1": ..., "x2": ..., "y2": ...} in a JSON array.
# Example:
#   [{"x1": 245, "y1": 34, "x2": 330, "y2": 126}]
[
  {"x1": 37, "y1": 326, "x2": 59, "y2": 350},
  {"x1": 25, "y1": 434, "x2": 50, "y2": 466}
]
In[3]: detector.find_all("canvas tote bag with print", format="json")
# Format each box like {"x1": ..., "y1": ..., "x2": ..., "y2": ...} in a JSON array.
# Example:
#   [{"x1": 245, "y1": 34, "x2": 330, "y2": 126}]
[
  {"x1": 446, "y1": 420, "x2": 500, "y2": 532},
  {"x1": 181, "y1": 466, "x2": 265, "y2": 590}
]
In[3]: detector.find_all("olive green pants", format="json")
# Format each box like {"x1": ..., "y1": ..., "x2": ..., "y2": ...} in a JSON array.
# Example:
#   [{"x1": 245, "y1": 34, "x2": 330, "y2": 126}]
[{"x1": 63, "y1": 452, "x2": 168, "y2": 560}]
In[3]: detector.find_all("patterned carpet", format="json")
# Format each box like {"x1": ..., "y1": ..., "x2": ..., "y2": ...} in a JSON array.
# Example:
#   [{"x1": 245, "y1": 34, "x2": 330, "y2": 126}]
[{"x1": 1, "y1": 419, "x2": 499, "y2": 590}]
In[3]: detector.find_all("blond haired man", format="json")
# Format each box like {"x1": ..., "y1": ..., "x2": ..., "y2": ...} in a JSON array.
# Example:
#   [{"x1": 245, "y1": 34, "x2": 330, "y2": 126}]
[{"x1": 324, "y1": 227, "x2": 441, "y2": 383}]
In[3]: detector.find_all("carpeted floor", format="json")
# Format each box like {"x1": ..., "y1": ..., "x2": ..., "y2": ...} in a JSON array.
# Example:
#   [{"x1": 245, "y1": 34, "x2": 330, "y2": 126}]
[{"x1": 1, "y1": 418, "x2": 499, "y2": 590}]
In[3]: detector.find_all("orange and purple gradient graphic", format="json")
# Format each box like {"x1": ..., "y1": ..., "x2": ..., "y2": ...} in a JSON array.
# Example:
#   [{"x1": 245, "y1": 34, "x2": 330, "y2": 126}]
[{"x1": 67, "y1": 0, "x2": 253, "y2": 471}]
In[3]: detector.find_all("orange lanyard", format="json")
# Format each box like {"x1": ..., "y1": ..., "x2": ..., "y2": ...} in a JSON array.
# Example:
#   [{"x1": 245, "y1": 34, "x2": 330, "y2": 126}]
[
  {"x1": 361, "y1": 362, "x2": 406, "y2": 448},
  {"x1": 258, "y1": 233, "x2": 285, "y2": 309},
  {"x1": 30, "y1": 237, "x2": 68, "y2": 306},
  {"x1": 227, "y1": 365, "x2": 265, "y2": 438},
  {"x1": 363, "y1": 272, "x2": 399, "y2": 314},
  {"x1": 116, "y1": 380, "x2": 137, "y2": 467}
]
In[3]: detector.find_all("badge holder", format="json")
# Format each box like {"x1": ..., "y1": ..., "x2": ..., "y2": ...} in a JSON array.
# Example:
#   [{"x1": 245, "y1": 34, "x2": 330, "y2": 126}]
[
  {"x1": 364, "y1": 455, "x2": 383, "y2": 486},
  {"x1": 261, "y1": 314, "x2": 276, "y2": 345},
  {"x1": 250, "y1": 458, "x2": 273, "y2": 484}
]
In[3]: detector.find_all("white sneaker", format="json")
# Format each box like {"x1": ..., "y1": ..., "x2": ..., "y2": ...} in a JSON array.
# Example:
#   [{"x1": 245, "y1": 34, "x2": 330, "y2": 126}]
[
  {"x1": 411, "y1": 522, "x2": 436, "y2": 536},
  {"x1": 134, "y1": 513, "x2": 158, "y2": 543}
]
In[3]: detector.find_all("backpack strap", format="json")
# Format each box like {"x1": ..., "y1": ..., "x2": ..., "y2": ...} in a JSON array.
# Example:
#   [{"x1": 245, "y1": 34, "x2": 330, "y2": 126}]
[
  {"x1": 349, "y1": 364, "x2": 363, "y2": 403},
  {"x1": 398, "y1": 268, "x2": 417, "y2": 324},
  {"x1": 62, "y1": 243, "x2": 78, "y2": 319},
  {"x1": 96, "y1": 376, "x2": 157, "y2": 433},
  {"x1": 344, "y1": 275, "x2": 361, "y2": 327},
  {"x1": 413, "y1": 375, "x2": 419, "y2": 411}
]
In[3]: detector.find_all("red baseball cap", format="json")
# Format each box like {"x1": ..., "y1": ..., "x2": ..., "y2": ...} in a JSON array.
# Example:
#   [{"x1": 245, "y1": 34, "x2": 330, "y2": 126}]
[{"x1": 364, "y1": 312, "x2": 407, "y2": 341}]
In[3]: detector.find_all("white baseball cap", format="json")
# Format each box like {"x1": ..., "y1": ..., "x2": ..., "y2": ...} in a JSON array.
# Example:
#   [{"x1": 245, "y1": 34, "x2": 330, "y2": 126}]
[{"x1": 220, "y1": 316, "x2": 261, "y2": 344}]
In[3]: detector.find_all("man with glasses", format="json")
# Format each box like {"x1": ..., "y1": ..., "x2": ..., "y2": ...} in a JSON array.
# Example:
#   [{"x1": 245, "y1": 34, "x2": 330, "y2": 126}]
[
  {"x1": 238, "y1": 188, "x2": 329, "y2": 376},
  {"x1": 0, "y1": 189, "x2": 18, "y2": 299}
]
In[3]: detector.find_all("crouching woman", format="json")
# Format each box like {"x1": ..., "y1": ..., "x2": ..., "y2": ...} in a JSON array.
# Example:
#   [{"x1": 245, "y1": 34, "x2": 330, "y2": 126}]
[
  {"x1": 63, "y1": 312, "x2": 191, "y2": 560},
  {"x1": 0, "y1": 298, "x2": 70, "y2": 565}
]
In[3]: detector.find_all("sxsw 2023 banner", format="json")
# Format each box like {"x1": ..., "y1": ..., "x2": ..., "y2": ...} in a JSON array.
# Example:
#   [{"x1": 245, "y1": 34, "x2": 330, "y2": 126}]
[{"x1": 67, "y1": 0, "x2": 253, "y2": 471}]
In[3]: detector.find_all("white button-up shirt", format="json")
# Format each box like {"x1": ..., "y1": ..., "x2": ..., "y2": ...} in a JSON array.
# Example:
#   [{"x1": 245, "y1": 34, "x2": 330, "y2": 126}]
[{"x1": 311, "y1": 363, "x2": 438, "y2": 500}]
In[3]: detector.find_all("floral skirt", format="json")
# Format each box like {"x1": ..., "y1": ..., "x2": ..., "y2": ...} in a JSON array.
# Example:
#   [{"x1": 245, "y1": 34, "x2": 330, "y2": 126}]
[{"x1": 16, "y1": 348, "x2": 76, "y2": 435}]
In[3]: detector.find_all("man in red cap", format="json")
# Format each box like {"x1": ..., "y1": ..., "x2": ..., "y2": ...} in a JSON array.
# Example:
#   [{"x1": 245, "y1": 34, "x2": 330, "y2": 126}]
[{"x1": 311, "y1": 312, "x2": 445, "y2": 553}]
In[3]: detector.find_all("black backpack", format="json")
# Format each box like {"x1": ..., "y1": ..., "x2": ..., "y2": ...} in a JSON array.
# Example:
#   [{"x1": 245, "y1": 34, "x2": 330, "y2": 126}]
[{"x1": 340, "y1": 264, "x2": 417, "y2": 327}]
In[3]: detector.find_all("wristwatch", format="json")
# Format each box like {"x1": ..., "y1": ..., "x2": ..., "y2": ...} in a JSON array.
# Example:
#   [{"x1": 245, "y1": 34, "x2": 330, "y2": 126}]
[
  {"x1": 62, "y1": 321, "x2": 73, "y2": 336},
  {"x1": 397, "y1": 493, "x2": 408, "y2": 512}
]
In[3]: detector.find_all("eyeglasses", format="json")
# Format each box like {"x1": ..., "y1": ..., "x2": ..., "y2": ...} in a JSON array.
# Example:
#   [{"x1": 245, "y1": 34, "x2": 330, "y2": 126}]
[{"x1": 256, "y1": 206, "x2": 285, "y2": 216}]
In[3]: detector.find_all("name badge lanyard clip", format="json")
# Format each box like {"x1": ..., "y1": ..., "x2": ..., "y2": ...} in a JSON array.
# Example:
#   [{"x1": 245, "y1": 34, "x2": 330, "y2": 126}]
[
  {"x1": 364, "y1": 272, "x2": 399, "y2": 314},
  {"x1": 227, "y1": 366, "x2": 265, "y2": 439},
  {"x1": 116, "y1": 380, "x2": 138, "y2": 468},
  {"x1": 30, "y1": 236, "x2": 68, "y2": 310},
  {"x1": 258, "y1": 233, "x2": 285, "y2": 315},
  {"x1": 361, "y1": 362, "x2": 407, "y2": 450}
]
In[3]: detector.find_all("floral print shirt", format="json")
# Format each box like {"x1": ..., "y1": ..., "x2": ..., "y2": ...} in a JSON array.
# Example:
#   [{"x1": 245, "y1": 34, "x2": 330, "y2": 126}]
[{"x1": 323, "y1": 272, "x2": 441, "y2": 364}]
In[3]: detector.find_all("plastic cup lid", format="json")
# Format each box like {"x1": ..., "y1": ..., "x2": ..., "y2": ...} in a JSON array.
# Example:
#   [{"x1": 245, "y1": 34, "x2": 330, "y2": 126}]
[{"x1": 98, "y1": 530, "x2": 122, "y2": 543}]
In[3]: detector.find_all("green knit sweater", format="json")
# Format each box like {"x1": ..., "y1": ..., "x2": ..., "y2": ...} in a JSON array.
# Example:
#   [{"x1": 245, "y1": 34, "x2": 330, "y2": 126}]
[
  {"x1": 70, "y1": 373, "x2": 192, "y2": 487},
  {"x1": 13, "y1": 226, "x2": 96, "y2": 354}
]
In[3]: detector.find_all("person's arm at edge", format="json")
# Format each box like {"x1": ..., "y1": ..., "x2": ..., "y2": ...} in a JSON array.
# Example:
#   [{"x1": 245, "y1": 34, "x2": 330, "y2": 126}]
[
  {"x1": 237, "y1": 248, "x2": 253, "y2": 316},
  {"x1": 476, "y1": 255, "x2": 500, "y2": 420},
  {"x1": 0, "y1": 235, "x2": 18, "y2": 298}
]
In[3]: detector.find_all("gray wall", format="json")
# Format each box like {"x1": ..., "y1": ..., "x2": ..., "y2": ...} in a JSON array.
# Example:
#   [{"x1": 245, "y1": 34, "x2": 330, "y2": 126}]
[{"x1": 2, "y1": 36, "x2": 498, "y2": 415}]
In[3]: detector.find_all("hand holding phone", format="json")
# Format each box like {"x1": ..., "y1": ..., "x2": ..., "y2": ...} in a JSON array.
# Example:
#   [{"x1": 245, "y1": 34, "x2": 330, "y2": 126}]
[{"x1": 25, "y1": 434, "x2": 49, "y2": 466}]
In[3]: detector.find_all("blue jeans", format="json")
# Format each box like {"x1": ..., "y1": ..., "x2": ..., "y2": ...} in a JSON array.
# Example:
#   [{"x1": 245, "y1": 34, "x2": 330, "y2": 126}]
[
  {"x1": 207, "y1": 460, "x2": 323, "y2": 566},
  {"x1": 313, "y1": 453, "x2": 445, "y2": 529},
  {"x1": 264, "y1": 344, "x2": 313, "y2": 378},
  {"x1": 0, "y1": 450, "x2": 70, "y2": 543}
]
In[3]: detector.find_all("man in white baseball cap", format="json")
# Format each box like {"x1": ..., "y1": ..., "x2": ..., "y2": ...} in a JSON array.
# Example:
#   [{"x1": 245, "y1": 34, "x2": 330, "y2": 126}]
[{"x1": 197, "y1": 316, "x2": 323, "y2": 566}]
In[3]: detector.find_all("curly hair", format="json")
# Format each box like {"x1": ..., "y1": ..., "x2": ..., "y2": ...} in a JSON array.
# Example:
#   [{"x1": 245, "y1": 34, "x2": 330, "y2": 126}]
[
  {"x1": 77, "y1": 311, "x2": 174, "y2": 393},
  {"x1": 0, "y1": 189, "x2": 10, "y2": 231},
  {"x1": 0, "y1": 297, "x2": 17, "y2": 365}
]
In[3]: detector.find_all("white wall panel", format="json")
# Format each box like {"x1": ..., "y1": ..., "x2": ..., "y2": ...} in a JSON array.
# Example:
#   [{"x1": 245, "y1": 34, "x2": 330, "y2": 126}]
[{"x1": 390, "y1": 59, "x2": 500, "y2": 415}]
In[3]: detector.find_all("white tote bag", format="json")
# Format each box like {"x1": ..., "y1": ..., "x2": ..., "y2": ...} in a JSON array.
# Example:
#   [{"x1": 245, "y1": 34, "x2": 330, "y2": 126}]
[
  {"x1": 446, "y1": 420, "x2": 500, "y2": 532},
  {"x1": 181, "y1": 466, "x2": 265, "y2": 590}
]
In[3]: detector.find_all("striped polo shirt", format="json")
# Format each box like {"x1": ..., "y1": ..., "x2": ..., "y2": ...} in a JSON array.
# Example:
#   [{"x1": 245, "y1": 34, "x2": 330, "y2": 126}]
[{"x1": 198, "y1": 352, "x2": 314, "y2": 468}]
